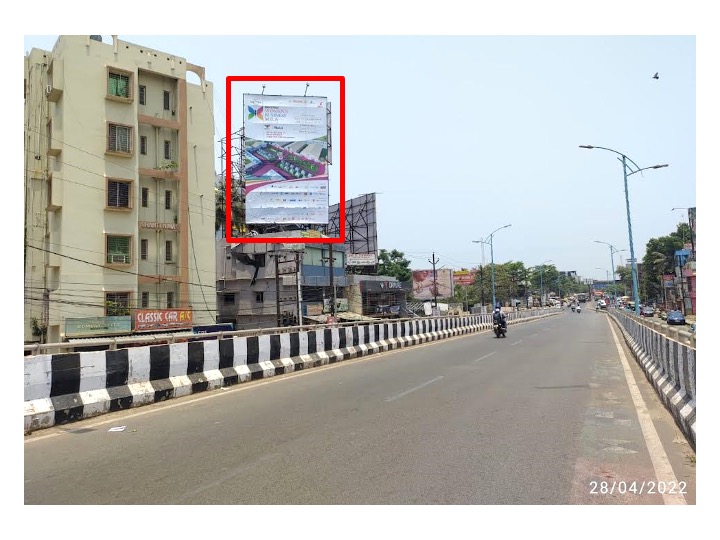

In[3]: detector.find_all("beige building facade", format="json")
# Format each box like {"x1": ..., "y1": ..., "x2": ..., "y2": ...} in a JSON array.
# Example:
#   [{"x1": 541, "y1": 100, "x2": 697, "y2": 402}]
[{"x1": 24, "y1": 35, "x2": 217, "y2": 343}]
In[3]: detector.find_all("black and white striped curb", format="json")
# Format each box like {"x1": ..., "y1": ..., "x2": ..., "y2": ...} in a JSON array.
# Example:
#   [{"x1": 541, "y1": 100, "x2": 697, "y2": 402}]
[
  {"x1": 608, "y1": 311, "x2": 696, "y2": 449},
  {"x1": 24, "y1": 311, "x2": 559, "y2": 434}
]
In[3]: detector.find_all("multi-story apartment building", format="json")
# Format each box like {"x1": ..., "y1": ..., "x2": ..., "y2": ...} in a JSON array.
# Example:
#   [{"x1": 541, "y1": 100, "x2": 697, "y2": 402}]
[{"x1": 24, "y1": 35, "x2": 216, "y2": 343}]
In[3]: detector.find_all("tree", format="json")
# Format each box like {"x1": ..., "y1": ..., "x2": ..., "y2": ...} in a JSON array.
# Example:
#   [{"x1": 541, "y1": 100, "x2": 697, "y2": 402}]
[
  {"x1": 641, "y1": 223, "x2": 689, "y2": 302},
  {"x1": 377, "y1": 249, "x2": 412, "y2": 282},
  {"x1": 215, "y1": 175, "x2": 244, "y2": 235}
]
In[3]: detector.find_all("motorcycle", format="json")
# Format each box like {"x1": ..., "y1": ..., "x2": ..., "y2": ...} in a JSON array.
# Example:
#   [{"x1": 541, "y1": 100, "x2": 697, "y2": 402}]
[
  {"x1": 493, "y1": 321, "x2": 507, "y2": 338},
  {"x1": 576, "y1": 306, "x2": 582, "y2": 313}
]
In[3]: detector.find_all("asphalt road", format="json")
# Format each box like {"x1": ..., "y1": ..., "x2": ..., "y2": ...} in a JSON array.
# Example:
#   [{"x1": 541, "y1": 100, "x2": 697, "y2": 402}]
[{"x1": 24, "y1": 308, "x2": 695, "y2": 505}]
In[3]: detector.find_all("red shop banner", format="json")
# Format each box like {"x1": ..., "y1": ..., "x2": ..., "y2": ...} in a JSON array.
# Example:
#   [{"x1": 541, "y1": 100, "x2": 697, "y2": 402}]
[{"x1": 134, "y1": 309, "x2": 193, "y2": 332}]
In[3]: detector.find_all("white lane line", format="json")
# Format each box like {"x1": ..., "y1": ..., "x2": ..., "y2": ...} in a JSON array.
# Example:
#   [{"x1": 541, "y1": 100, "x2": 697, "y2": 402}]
[
  {"x1": 510, "y1": 340, "x2": 523, "y2": 346},
  {"x1": 473, "y1": 352, "x2": 497, "y2": 363},
  {"x1": 606, "y1": 319, "x2": 687, "y2": 505},
  {"x1": 385, "y1": 376, "x2": 444, "y2": 403}
]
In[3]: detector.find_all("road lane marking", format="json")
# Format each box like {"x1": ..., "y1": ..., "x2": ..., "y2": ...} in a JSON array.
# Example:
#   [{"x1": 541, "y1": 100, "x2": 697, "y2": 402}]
[
  {"x1": 606, "y1": 318, "x2": 687, "y2": 505},
  {"x1": 510, "y1": 340, "x2": 523, "y2": 346},
  {"x1": 473, "y1": 352, "x2": 497, "y2": 363},
  {"x1": 385, "y1": 376, "x2": 444, "y2": 403}
]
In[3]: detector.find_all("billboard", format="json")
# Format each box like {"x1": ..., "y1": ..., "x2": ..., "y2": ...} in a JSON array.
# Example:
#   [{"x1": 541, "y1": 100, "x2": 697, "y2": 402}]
[
  {"x1": 346, "y1": 252, "x2": 378, "y2": 266},
  {"x1": 134, "y1": 309, "x2": 193, "y2": 332},
  {"x1": 65, "y1": 316, "x2": 131, "y2": 338},
  {"x1": 453, "y1": 270, "x2": 476, "y2": 286},
  {"x1": 411, "y1": 269, "x2": 454, "y2": 300},
  {"x1": 326, "y1": 193, "x2": 378, "y2": 260},
  {"x1": 243, "y1": 93, "x2": 329, "y2": 225}
]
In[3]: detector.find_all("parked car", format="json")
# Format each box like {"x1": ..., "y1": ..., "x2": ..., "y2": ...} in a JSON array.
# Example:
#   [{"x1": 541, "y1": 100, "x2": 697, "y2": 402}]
[
  {"x1": 666, "y1": 310, "x2": 686, "y2": 325},
  {"x1": 640, "y1": 306, "x2": 655, "y2": 317}
]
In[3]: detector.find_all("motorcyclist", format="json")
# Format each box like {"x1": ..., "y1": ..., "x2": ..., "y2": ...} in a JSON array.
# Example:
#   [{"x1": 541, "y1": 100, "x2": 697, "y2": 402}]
[{"x1": 493, "y1": 304, "x2": 507, "y2": 330}]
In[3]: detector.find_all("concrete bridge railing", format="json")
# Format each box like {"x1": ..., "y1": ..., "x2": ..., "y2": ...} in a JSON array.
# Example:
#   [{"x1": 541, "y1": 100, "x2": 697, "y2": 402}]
[
  {"x1": 606, "y1": 309, "x2": 696, "y2": 449},
  {"x1": 24, "y1": 309, "x2": 560, "y2": 434}
]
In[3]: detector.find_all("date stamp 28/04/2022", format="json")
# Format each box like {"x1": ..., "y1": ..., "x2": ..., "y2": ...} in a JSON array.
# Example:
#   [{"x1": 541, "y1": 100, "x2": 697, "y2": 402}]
[{"x1": 589, "y1": 480, "x2": 687, "y2": 495}]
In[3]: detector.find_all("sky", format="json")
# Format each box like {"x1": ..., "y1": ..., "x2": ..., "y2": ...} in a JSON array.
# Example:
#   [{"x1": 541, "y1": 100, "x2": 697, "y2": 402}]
[
  {"x1": 12, "y1": 1, "x2": 717, "y2": 535},
  {"x1": 21, "y1": 33, "x2": 699, "y2": 284}
]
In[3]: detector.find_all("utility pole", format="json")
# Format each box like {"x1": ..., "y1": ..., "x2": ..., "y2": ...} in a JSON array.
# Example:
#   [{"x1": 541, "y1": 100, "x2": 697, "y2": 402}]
[
  {"x1": 322, "y1": 244, "x2": 337, "y2": 318},
  {"x1": 429, "y1": 252, "x2": 440, "y2": 312},
  {"x1": 329, "y1": 243, "x2": 336, "y2": 317},
  {"x1": 295, "y1": 251, "x2": 302, "y2": 325},
  {"x1": 274, "y1": 251, "x2": 281, "y2": 327}
]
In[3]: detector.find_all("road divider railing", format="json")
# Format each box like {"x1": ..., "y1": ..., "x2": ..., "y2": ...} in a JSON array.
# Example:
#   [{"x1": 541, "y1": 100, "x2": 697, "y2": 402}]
[
  {"x1": 24, "y1": 309, "x2": 560, "y2": 434},
  {"x1": 606, "y1": 308, "x2": 695, "y2": 449}
]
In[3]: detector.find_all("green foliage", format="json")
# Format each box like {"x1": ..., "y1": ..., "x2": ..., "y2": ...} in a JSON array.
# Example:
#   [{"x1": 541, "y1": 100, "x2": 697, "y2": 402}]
[
  {"x1": 30, "y1": 317, "x2": 47, "y2": 338},
  {"x1": 377, "y1": 249, "x2": 412, "y2": 282},
  {"x1": 641, "y1": 222, "x2": 691, "y2": 302},
  {"x1": 215, "y1": 176, "x2": 244, "y2": 234}
]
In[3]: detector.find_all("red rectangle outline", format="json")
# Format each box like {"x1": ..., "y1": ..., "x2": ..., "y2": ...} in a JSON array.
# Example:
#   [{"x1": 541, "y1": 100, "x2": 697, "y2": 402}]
[{"x1": 225, "y1": 75, "x2": 345, "y2": 244}]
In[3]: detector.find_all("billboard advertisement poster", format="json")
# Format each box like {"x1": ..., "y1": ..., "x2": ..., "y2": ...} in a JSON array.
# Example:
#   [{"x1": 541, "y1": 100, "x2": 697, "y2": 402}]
[
  {"x1": 346, "y1": 252, "x2": 378, "y2": 266},
  {"x1": 412, "y1": 269, "x2": 454, "y2": 300},
  {"x1": 135, "y1": 309, "x2": 193, "y2": 332},
  {"x1": 243, "y1": 93, "x2": 329, "y2": 225},
  {"x1": 65, "y1": 316, "x2": 132, "y2": 338},
  {"x1": 226, "y1": 76, "x2": 345, "y2": 245},
  {"x1": 453, "y1": 270, "x2": 476, "y2": 286}
]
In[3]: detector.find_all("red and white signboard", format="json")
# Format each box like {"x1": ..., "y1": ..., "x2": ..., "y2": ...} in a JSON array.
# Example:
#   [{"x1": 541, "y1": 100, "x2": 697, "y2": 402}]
[{"x1": 134, "y1": 309, "x2": 193, "y2": 332}]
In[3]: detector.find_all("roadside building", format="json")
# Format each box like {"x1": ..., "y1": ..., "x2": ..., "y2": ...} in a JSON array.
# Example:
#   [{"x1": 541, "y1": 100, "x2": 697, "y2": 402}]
[
  {"x1": 24, "y1": 35, "x2": 217, "y2": 343},
  {"x1": 216, "y1": 232, "x2": 349, "y2": 329}
]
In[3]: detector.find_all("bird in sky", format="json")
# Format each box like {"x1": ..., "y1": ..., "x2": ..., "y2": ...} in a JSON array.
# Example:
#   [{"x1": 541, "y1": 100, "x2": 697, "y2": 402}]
[{"x1": 653, "y1": 72, "x2": 659, "y2": 79}]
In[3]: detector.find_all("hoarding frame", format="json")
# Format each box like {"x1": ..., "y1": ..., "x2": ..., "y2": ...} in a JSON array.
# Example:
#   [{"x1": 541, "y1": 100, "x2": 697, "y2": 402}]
[{"x1": 226, "y1": 75, "x2": 345, "y2": 245}]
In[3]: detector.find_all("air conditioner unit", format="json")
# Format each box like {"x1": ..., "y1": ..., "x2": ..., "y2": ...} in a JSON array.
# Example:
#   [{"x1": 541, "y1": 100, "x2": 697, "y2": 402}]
[
  {"x1": 45, "y1": 85, "x2": 53, "y2": 95},
  {"x1": 110, "y1": 254, "x2": 129, "y2": 264}
]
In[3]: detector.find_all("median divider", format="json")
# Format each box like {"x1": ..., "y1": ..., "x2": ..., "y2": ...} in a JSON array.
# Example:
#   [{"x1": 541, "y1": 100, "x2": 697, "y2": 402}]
[
  {"x1": 605, "y1": 309, "x2": 696, "y2": 449},
  {"x1": 24, "y1": 309, "x2": 559, "y2": 434}
]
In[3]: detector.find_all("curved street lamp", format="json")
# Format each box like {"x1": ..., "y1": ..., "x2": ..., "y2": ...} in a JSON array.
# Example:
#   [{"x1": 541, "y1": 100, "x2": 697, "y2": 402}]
[
  {"x1": 594, "y1": 240, "x2": 626, "y2": 303},
  {"x1": 541, "y1": 259, "x2": 552, "y2": 307},
  {"x1": 580, "y1": 145, "x2": 668, "y2": 315},
  {"x1": 473, "y1": 223, "x2": 511, "y2": 309}
]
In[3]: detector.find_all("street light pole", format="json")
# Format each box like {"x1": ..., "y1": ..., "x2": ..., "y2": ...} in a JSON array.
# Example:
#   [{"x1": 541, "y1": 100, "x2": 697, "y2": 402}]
[
  {"x1": 580, "y1": 145, "x2": 668, "y2": 315},
  {"x1": 541, "y1": 259, "x2": 552, "y2": 307},
  {"x1": 594, "y1": 240, "x2": 625, "y2": 304},
  {"x1": 473, "y1": 223, "x2": 511, "y2": 310},
  {"x1": 671, "y1": 207, "x2": 695, "y2": 259}
]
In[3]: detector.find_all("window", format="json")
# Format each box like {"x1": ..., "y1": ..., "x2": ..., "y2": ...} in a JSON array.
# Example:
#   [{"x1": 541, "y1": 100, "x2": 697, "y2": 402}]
[
  {"x1": 164, "y1": 140, "x2": 171, "y2": 160},
  {"x1": 139, "y1": 85, "x2": 146, "y2": 105},
  {"x1": 107, "y1": 180, "x2": 131, "y2": 209},
  {"x1": 165, "y1": 240, "x2": 173, "y2": 263},
  {"x1": 108, "y1": 123, "x2": 132, "y2": 154},
  {"x1": 166, "y1": 291, "x2": 174, "y2": 308},
  {"x1": 255, "y1": 292, "x2": 264, "y2": 303},
  {"x1": 140, "y1": 239, "x2": 148, "y2": 260},
  {"x1": 141, "y1": 291, "x2": 149, "y2": 308},
  {"x1": 140, "y1": 136, "x2": 147, "y2": 155},
  {"x1": 105, "y1": 292, "x2": 130, "y2": 316},
  {"x1": 223, "y1": 293, "x2": 235, "y2": 306},
  {"x1": 165, "y1": 190, "x2": 172, "y2": 210},
  {"x1": 107, "y1": 69, "x2": 131, "y2": 99},
  {"x1": 163, "y1": 91, "x2": 171, "y2": 111},
  {"x1": 106, "y1": 235, "x2": 131, "y2": 264},
  {"x1": 141, "y1": 187, "x2": 149, "y2": 208}
]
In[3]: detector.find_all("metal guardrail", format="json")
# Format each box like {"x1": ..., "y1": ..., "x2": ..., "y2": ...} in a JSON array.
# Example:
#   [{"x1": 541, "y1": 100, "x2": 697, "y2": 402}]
[{"x1": 24, "y1": 308, "x2": 561, "y2": 356}]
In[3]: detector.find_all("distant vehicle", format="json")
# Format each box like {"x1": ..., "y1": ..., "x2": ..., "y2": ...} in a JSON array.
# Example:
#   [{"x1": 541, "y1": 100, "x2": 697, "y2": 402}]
[
  {"x1": 666, "y1": 310, "x2": 686, "y2": 325},
  {"x1": 640, "y1": 306, "x2": 655, "y2": 317}
]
